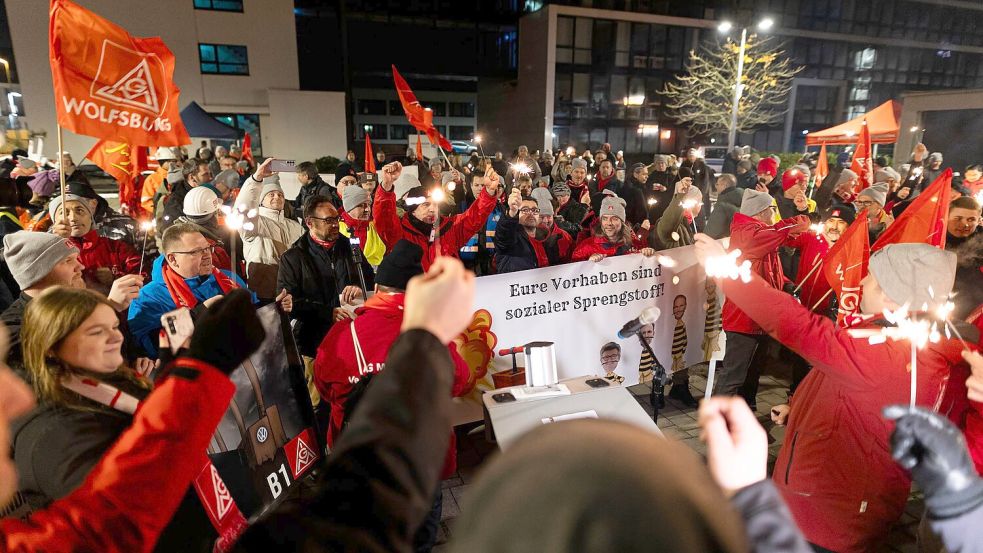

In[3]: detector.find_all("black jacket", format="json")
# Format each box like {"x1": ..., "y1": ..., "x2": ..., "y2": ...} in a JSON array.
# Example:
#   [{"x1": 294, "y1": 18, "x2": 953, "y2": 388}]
[
  {"x1": 705, "y1": 186, "x2": 743, "y2": 239},
  {"x1": 645, "y1": 170, "x2": 677, "y2": 222},
  {"x1": 276, "y1": 234, "x2": 374, "y2": 357},
  {"x1": 493, "y1": 214, "x2": 561, "y2": 274},
  {"x1": 294, "y1": 176, "x2": 341, "y2": 217},
  {"x1": 158, "y1": 180, "x2": 193, "y2": 232},
  {"x1": 233, "y1": 330, "x2": 454, "y2": 553},
  {"x1": 603, "y1": 178, "x2": 649, "y2": 227}
]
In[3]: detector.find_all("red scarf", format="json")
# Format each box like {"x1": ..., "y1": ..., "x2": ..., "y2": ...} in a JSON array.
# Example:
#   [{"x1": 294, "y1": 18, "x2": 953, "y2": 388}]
[
  {"x1": 528, "y1": 231, "x2": 549, "y2": 268},
  {"x1": 310, "y1": 233, "x2": 336, "y2": 250},
  {"x1": 162, "y1": 262, "x2": 238, "y2": 309}
]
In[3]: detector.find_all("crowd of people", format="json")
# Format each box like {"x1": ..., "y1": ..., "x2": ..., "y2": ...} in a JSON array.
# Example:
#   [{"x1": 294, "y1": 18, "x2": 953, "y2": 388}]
[{"x1": 0, "y1": 135, "x2": 980, "y2": 553}]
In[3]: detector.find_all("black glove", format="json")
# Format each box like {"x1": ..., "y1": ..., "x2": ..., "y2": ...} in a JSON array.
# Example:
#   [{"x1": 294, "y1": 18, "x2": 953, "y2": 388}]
[
  {"x1": 185, "y1": 289, "x2": 266, "y2": 374},
  {"x1": 884, "y1": 405, "x2": 983, "y2": 519}
]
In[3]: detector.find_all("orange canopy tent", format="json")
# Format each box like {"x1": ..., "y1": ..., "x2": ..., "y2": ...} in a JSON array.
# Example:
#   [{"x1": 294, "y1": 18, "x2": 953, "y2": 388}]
[{"x1": 805, "y1": 100, "x2": 901, "y2": 146}]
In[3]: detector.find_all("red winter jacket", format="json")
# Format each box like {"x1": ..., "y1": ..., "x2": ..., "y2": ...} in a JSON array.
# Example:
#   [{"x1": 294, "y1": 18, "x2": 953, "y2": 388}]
[
  {"x1": 313, "y1": 293, "x2": 472, "y2": 479},
  {"x1": 721, "y1": 272, "x2": 975, "y2": 553},
  {"x1": 571, "y1": 231, "x2": 647, "y2": 262},
  {"x1": 787, "y1": 232, "x2": 833, "y2": 314},
  {"x1": 373, "y1": 185, "x2": 498, "y2": 271},
  {"x1": 72, "y1": 230, "x2": 144, "y2": 284},
  {"x1": 0, "y1": 358, "x2": 233, "y2": 553},
  {"x1": 721, "y1": 213, "x2": 809, "y2": 334}
]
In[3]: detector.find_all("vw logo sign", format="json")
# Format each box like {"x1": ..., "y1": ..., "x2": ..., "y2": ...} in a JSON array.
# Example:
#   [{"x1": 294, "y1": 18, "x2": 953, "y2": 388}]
[{"x1": 256, "y1": 426, "x2": 269, "y2": 443}]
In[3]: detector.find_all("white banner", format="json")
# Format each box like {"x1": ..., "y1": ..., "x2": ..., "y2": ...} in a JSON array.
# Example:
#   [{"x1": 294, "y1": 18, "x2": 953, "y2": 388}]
[{"x1": 467, "y1": 244, "x2": 720, "y2": 388}]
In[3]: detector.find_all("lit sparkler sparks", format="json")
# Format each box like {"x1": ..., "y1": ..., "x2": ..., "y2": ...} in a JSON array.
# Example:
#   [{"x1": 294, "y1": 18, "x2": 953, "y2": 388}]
[
  {"x1": 138, "y1": 219, "x2": 157, "y2": 276},
  {"x1": 509, "y1": 162, "x2": 532, "y2": 175},
  {"x1": 809, "y1": 223, "x2": 825, "y2": 235},
  {"x1": 430, "y1": 188, "x2": 446, "y2": 202},
  {"x1": 647, "y1": 198, "x2": 657, "y2": 206},
  {"x1": 704, "y1": 248, "x2": 752, "y2": 283}
]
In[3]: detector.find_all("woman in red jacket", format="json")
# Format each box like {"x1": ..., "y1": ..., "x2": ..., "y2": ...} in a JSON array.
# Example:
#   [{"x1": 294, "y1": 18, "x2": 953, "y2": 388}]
[
  {"x1": 49, "y1": 194, "x2": 143, "y2": 295},
  {"x1": 694, "y1": 235, "x2": 977, "y2": 553},
  {"x1": 571, "y1": 194, "x2": 654, "y2": 262},
  {"x1": 0, "y1": 289, "x2": 261, "y2": 553}
]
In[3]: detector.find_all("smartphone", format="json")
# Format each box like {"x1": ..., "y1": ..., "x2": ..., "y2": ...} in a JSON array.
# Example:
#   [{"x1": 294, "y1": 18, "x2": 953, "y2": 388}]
[
  {"x1": 585, "y1": 378, "x2": 610, "y2": 389},
  {"x1": 161, "y1": 307, "x2": 194, "y2": 354},
  {"x1": 270, "y1": 159, "x2": 296, "y2": 173}
]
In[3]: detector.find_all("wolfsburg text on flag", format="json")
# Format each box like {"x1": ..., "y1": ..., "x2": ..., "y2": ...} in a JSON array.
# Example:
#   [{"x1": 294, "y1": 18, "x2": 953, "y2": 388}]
[{"x1": 49, "y1": 0, "x2": 190, "y2": 147}]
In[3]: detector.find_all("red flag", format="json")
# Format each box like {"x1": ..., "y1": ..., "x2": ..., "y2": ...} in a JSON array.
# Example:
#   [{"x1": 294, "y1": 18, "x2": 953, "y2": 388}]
[
  {"x1": 416, "y1": 134, "x2": 424, "y2": 161},
  {"x1": 849, "y1": 118, "x2": 873, "y2": 192},
  {"x1": 823, "y1": 212, "x2": 870, "y2": 326},
  {"x1": 392, "y1": 65, "x2": 452, "y2": 152},
  {"x1": 86, "y1": 140, "x2": 148, "y2": 217},
  {"x1": 241, "y1": 132, "x2": 254, "y2": 164},
  {"x1": 872, "y1": 168, "x2": 952, "y2": 252},
  {"x1": 814, "y1": 143, "x2": 828, "y2": 189},
  {"x1": 49, "y1": 0, "x2": 189, "y2": 147},
  {"x1": 364, "y1": 134, "x2": 376, "y2": 173}
]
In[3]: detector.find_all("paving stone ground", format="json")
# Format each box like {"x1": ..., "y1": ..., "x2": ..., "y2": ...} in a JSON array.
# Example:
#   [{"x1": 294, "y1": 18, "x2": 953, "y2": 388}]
[{"x1": 432, "y1": 359, "x2": 924, "y2": 552}]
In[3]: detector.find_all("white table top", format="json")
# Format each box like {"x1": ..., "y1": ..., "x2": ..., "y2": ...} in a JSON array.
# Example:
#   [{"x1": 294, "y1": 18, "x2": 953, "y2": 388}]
[{"x1": 482, "y1": 375, "x2": 662, "y2": 450}]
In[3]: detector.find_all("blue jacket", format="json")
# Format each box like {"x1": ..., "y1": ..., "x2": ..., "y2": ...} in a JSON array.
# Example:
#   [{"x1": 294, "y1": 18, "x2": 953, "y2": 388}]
[{"x1": 127, "y1": 256, "x2": 255, "y2": 358}]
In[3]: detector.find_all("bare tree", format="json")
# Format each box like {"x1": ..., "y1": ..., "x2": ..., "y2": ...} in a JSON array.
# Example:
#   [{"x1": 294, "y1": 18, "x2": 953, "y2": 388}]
[{"x1": 661, "y1": 35, "x2": 802, "y2": 138}]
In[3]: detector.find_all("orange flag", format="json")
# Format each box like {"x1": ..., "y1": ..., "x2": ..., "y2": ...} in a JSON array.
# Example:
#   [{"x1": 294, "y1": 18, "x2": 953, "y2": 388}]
[
  {"x1": 49, "y1": 0, "x2": 189, "y2": 147},
  {"x1": 364, "y1": 134, "x2": 376, "y2": 173},
  {"x1": 814, "y1": 143, "x2": 828, "y2": 189},
  {"x1": 86, "y1": 140, "x2": 148, "y2": 217},
  {"x1": 392, "y1": 65, "x2": 452, "y2": 152},
  {"x1": 241, "y1": 132, "x2": 254, "y2": 164},
  {"x1": 416, "y1": 134, "x2": 424, "y2": 161},
  {"x1": 872, "y1": 168, "x2": 952, "y2": 252},
  {"x1": 823, "y1": 212, "x2": 870, "y2": 326},
  {"x1": 849, "y1": 119, "x2": 873, "y2": 192}
]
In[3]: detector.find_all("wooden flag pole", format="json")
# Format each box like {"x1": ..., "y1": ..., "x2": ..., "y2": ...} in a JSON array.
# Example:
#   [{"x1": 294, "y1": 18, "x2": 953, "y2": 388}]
[{"x1": 56, "y1": 124, "x2": 68, "y2": 222}]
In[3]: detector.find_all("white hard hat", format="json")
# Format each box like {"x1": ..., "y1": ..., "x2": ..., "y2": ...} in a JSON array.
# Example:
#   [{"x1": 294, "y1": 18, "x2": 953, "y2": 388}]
[
  {"x1": 183, "y1": 186, "x2": 221, "y2": 217},
  {"x1": 154, "y1": 147, "x2": 181, "y2": 161}
]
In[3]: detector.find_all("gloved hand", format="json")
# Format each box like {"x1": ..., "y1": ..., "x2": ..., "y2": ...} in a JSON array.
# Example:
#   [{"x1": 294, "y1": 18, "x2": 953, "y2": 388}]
[
  {"x1": 884, "y1": 405, "x2": 983, "y2": 519},
  {"x1": 185, "y1": 289, "x2": 266, "y2": 374}
]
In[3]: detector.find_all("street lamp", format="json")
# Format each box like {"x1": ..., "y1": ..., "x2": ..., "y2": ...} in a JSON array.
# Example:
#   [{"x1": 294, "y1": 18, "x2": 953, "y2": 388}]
[
  {"x1": 718, "y1": 17, "x2": 775, "y2": 150},
  {"x1": 0, "y1": 58, "x2": 9, "y2": 84}
]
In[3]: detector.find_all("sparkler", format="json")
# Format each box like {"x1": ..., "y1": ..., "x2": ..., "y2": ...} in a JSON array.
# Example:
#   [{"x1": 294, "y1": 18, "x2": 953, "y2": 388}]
[
  {"x1": 704, "y1": 248, "x2": 752, "y2": 283},
  {"x1": 138, "y1": 219, "x2": 156, "y2": 276},
  {"x1": 509, "y1": 161, "x2": 532, "y2": 175},
  {"x1": 430, "y1": 188, "x2": 445, "y2": 253},
  {"x1": 680, "y1": 198, "x2": 700, "y2": 234},
  {"x1": 647, "y1": 198, "x2": 657, "y2": 206},
  {"x1": 809, "y1": 223, "x2": 825, "y2": 235},
  {"x1": 222, "y1": 204, "x2": 257, "y2": 277}
]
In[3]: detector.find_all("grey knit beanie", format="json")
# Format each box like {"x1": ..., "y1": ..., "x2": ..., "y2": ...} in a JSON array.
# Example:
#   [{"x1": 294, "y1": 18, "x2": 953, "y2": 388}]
[
  {"x1": 552, "y1": 182, "x2": 571, "y2": 197},
  {"x1": 857, "y1": 182, "x2": 888, "y2": 206},
  {"x1": 530, "y1": 187, "x2": 553, "y2": 205},
  {"x1": 836, "y1": 169, "x2": 858, "y2": 187},
  {"x1": 874, "y1": 167, "x2": 901, "y2": 184},
  {"x1": 260, "y1": 175, "x2": 283, "y2": 205},
  {"x1": 2, "y1": 231, "x2": 79, "y2": 289},
  {"x1": 571, "y1": 158, "x2": 588, "y2": 171},
  {"x1": 537, "y1": 197, "x2": 555, "y2": 216},
  {"x1": 739, "y1": 188, "x2": 772, "y2": 217},
  {"x1": 343, "y1": 185, "x2": 370, "y2": 212},
  {"x1": 599, "y1": 195, "x2": 626, "y2": 221},
  {"x1": 868, "y1": 244, "x2": 956, "y2": 310},
  {"x1": 48, "y1": 194, "x2": 93, "y2": 220}
]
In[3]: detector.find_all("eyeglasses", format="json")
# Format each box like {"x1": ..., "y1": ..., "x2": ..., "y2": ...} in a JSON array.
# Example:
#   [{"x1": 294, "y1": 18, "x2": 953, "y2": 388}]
[
  {"x1": 854, "y1": 200, "x2": 875, "y2": 207},
  {"x1": 518, "y1": 207, "x2": 541, "y2": 215},
  {"x1": 308, "y1": 215, "x2": 340, "y2": 225},
  {"x1": 171, "y1": 245, "x2": 215, "y2": 257}
]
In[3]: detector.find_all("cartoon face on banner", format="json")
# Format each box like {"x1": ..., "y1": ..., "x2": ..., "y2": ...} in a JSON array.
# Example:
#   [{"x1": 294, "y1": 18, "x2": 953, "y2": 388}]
[{"x1": 467, "y1": 243, "x2": 711, "y2": 392}]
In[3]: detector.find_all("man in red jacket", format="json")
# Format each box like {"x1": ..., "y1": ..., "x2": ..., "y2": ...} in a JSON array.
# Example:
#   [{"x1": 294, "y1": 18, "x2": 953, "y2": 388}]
[
  {"x1": 712, "y1": 188, "x2": 810, "y2": 401},
  {"x1": 373, "y1": 162, "x2": 501, "y2": 271},
  {"x1": 49, "y1": 193, "x2": 144, "y2": 294},
  {"x1": 314, "y1": 239, "x2": 472, "y2": 551},
  {"x1": 695, "y1": 234, "x2": 976, "y2": 552}
]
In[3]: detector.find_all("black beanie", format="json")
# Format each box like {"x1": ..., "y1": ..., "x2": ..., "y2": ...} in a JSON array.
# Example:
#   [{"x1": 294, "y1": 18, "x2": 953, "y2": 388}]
[
  {"x1": 375, "y1": 240, "x2": 424, "y2": 290},
  {"x1": 825, "y1": 202, "x2": 856, "y2": 225},
  {"x1": 403, "y1": 186, "x2": 427, "y2": 203}
]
